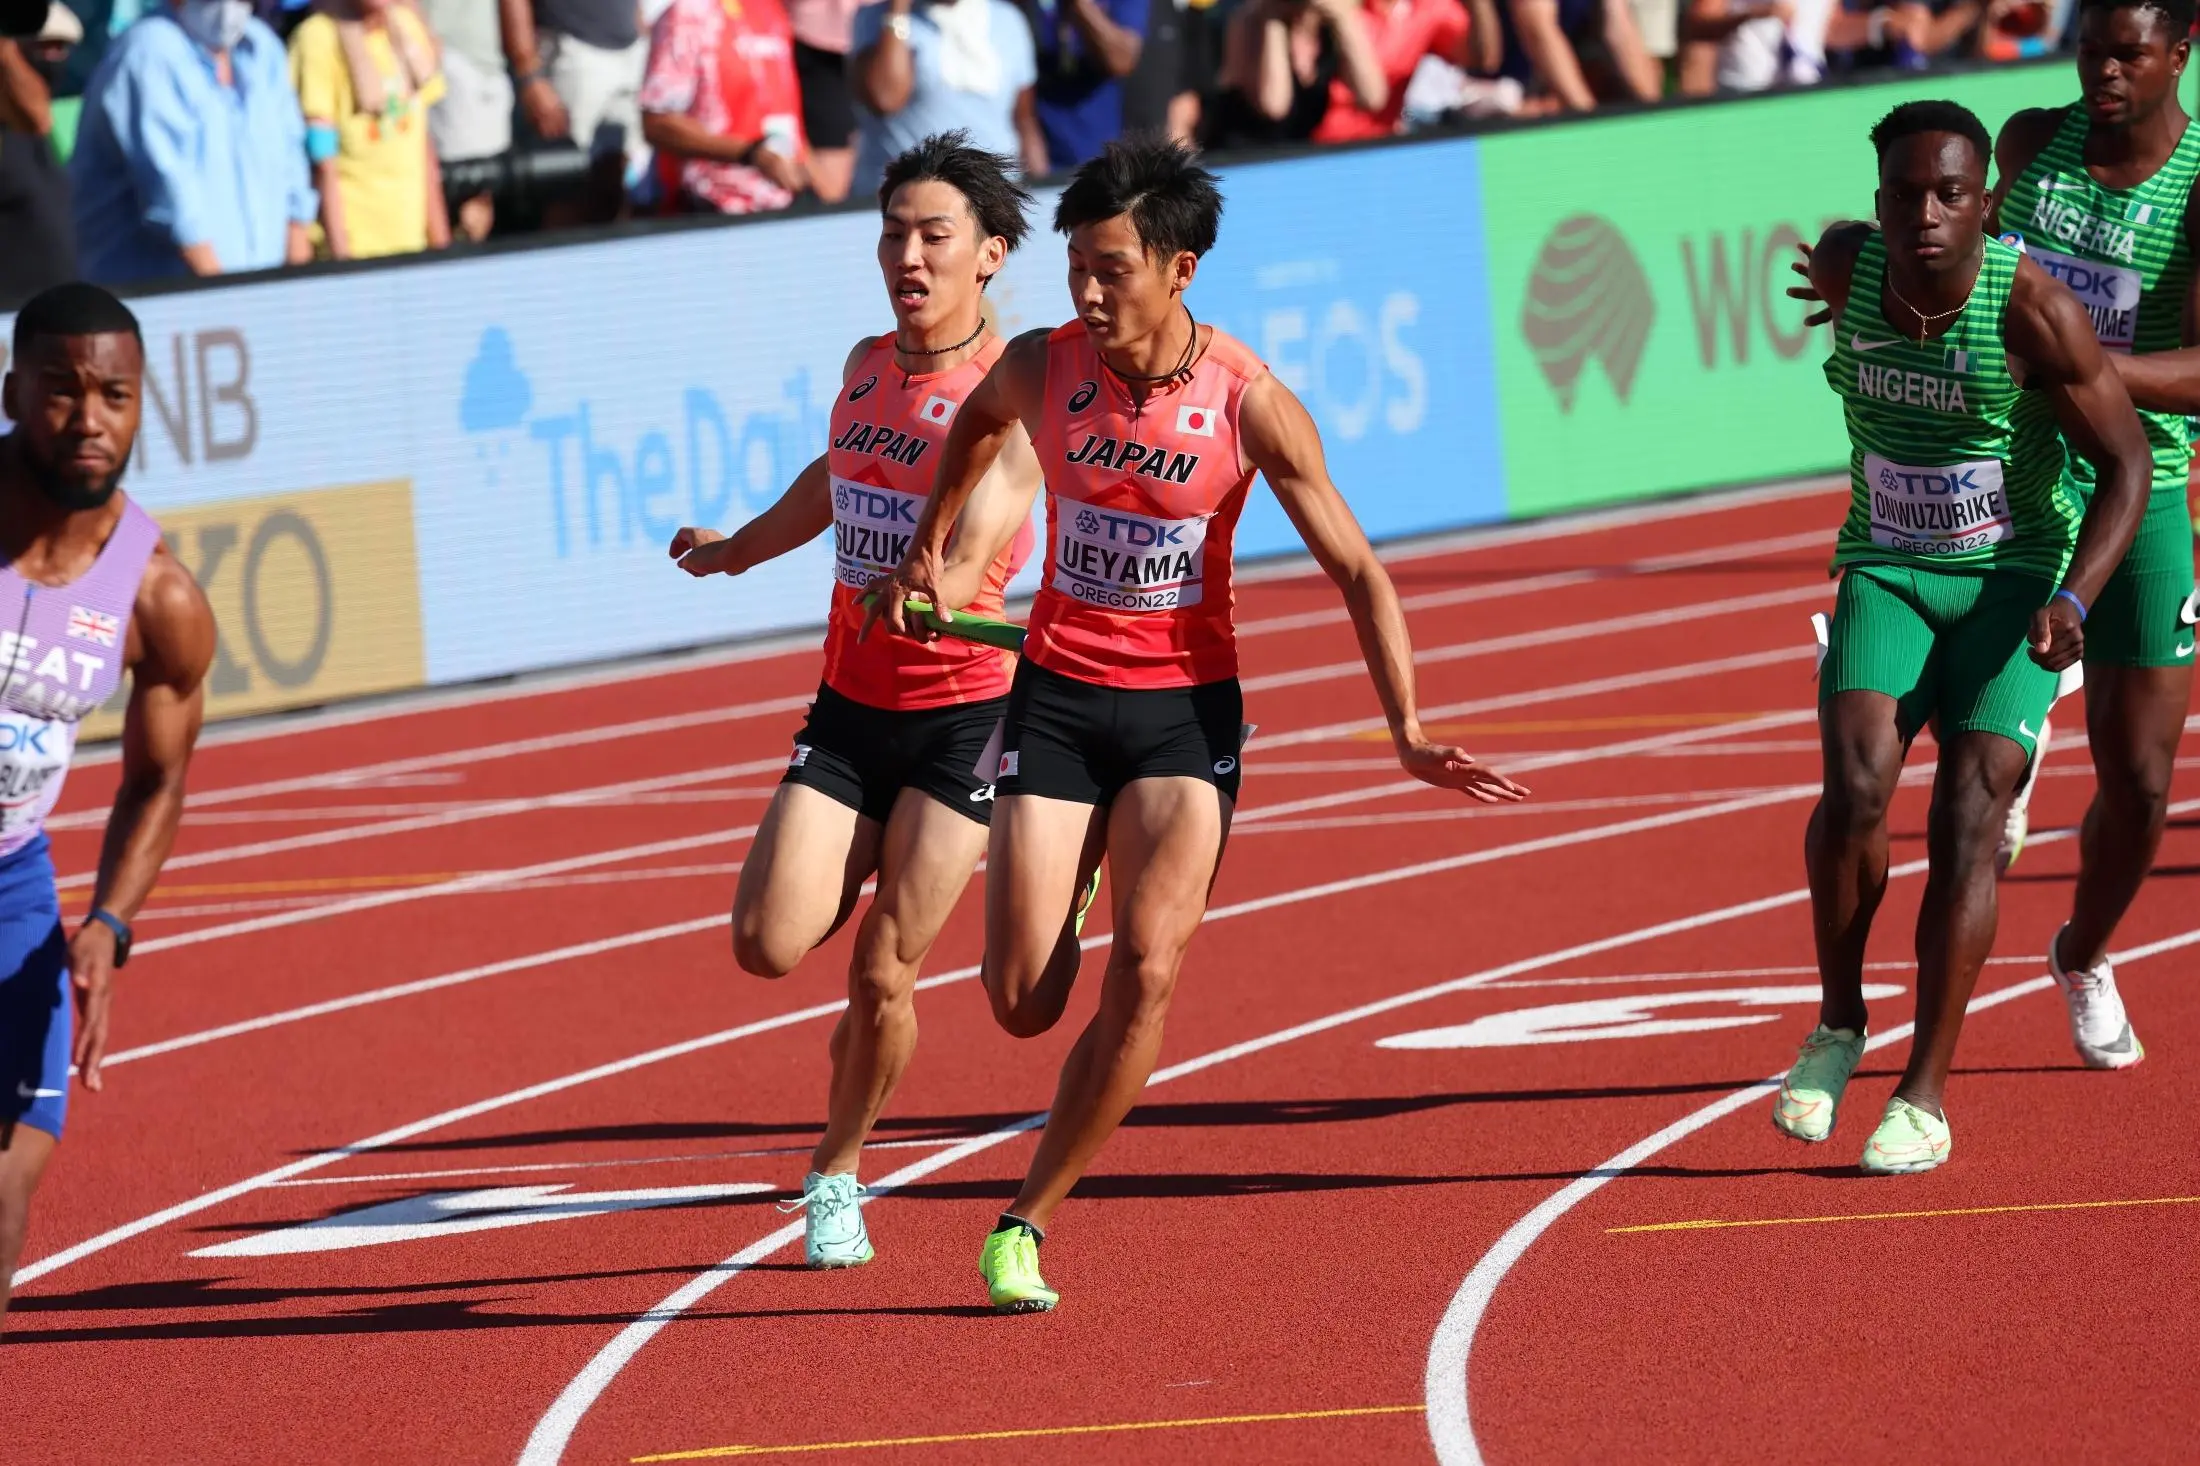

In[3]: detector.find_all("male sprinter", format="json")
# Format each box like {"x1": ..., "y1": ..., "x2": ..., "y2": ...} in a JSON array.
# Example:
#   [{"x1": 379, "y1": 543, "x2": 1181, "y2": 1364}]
[
  {"x1": 0, "y1": 283, "x2": 215, "y2": 1335},
  {"x1": 873, "y1": 137, "x2": 1529, "y2": 1311},
  {"x1": 668, "y1": 135, "x2": 1046, "y2": 1268},
  {"x1": 1774, "y1": 103, "x2": 2149, "y2": 1174},
  {"x1": 1992, "y1": 0, "x2": 2200, "y2": 1067}
]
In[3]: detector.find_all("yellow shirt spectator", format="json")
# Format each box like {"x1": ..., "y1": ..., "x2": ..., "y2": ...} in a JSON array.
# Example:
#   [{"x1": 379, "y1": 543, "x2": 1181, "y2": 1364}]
[{"x1": 290, "y1": 3, "x2": 450, "y2": 259}]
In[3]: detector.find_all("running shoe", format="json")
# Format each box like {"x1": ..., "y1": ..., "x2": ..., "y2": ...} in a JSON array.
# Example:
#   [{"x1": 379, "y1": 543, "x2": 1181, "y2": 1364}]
[
  {"x1": 2050, "y1": 925, "x2": 2146, "y2": 1070},
  {"x1": 979, "y1": 1225, "x2": 1058, "y2": 1313},
  {"x1": 785, "y1": 1171, "x2": 873, "y2": 1268},
  {"x1": 1860, "y1": 1096, "x2": 1952, "y2": 1174},
  {"x1": 1997, "y1": 715, "x2": 2047, "y2": 874},
  {"x1": 1073, "y1": 866, "x2": 1103, "y2": 937},
  {"x1": 1772, "y1": 1024, "x2": 1865, "y2": 1143}
]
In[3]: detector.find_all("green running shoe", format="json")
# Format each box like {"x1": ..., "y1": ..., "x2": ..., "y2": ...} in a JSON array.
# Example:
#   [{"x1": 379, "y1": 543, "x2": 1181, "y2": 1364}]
[
  {"x1": 979, "y1": 1225, "x2": 1058, "y2": 1313},
  {"x1": 1073, "y1": 867, "x2": 1103, "y2": 937},
  {"x1": 1773, "y1": 1024, "x2": 1865, "y2": 1142},
  {"x1": 785, "y1": 1171, "x2": 873, "y2": 1268},
  {"x1": 1860, "y1": 1097, "x2": 1952, "y2": 1174}
]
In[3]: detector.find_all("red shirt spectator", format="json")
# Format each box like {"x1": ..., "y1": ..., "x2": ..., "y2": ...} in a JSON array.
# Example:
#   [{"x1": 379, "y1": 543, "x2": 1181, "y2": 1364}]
[
  {"x1": 641, "y1": 0, "x2": 810, "y2": 214},
  {"x1": 1312, "y1": 0, "x2": 1492, "y2": 141}
]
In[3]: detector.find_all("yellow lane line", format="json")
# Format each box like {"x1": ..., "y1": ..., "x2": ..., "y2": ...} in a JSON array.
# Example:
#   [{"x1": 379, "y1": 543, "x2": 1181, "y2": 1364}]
[
  {"x1": 629, "y1": 1404, "x2": 1427, "y2": 1461},
  {"x1": 1611, "y1": 1194, "x2": 2200, "y2": 1235}
]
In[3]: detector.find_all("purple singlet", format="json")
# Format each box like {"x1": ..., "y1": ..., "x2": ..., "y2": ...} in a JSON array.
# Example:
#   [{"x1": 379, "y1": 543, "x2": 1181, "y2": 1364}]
[{"x1": 0, "y1": 499, "x2": 163, "y2": 859}]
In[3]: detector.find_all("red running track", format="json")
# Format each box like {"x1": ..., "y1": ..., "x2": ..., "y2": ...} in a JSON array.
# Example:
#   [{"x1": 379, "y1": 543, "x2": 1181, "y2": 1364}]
[{"x1": 6, "y1": 482, "x2": 2196, "y2": 1466}]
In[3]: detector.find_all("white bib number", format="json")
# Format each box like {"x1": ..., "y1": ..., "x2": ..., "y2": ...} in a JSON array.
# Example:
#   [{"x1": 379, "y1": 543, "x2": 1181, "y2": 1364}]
[
  {"x1": 1865, "y1": 453, "x2": 2014, "y2": 557},
  {"x1": 1049, "y1": 501, "x2": 1209, "y2": 612},
  {"x1": 2029, "y1": 245, "x2": 2142, "y2": 353},
  {"x1": 830, "y1": 476, "x2": 924, "y2": 590}
]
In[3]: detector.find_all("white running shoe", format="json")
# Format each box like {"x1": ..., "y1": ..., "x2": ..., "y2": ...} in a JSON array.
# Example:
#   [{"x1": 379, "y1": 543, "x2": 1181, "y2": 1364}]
[
  {"x1": 784, "y1": 1171, "x2": 874, "y2": 1267},
  {"x1": 2049, "y1": 925, "x2": 2145, "y2": 1070},
  {"x1": 1997, "y1": 715, "x2": 2048, "y2": 874}
]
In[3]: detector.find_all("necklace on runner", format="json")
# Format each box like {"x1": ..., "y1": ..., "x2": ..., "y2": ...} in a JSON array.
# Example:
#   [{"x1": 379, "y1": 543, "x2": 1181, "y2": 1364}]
[
  {"x1": 895, "y1": 318, "x2": 987, "y2": 381},
  {"x1": 1885, "y1": 269, "x2": 1977, "y2": 346},
  {"x1": 1105, "y1": 305, "x2": 1200, "y2": 417}
]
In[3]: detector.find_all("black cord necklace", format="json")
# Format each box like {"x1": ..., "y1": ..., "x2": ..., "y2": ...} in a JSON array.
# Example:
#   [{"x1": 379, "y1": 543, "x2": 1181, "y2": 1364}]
[
  {"x1": 894, "y1": 317, "x2": 987, "y2": 382},
  {"x1": 1103, "y1": 304, "x2": 1200, "y2": 419}
]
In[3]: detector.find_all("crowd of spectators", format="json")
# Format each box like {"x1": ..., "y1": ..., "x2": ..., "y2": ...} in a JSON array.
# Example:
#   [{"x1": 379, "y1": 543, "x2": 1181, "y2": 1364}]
[{"x1": 0, "y1": 0, "x2": 2084, "y2": 302}]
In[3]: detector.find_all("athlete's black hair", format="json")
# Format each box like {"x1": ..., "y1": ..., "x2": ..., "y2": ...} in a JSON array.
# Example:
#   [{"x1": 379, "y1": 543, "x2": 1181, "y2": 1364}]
[
  {"x1": 1870, "y1": 100, "x2": 1993, "y2": 173},
  {"x1": 878, "y1": 132, "x2": 1034, "y2": 253},
  {"x1": 1054, "y1": 134, "x2": 1223, "y2": 261},
  {"x1": 10, "y1": 281, "x2": 142, "y2": 361},
  {"x1": 2078, "y1": 0, "x2": 2197, "y2": 42}
]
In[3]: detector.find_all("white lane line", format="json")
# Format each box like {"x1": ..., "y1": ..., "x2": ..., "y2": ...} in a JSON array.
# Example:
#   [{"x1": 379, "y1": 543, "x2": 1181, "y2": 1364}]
[
  {"x1": 1255, "y1": 647, "x2": 1815, "y2": 751},
  {"x1": 174, "y1": 790, "x2": 780, "y2": 825},
  {"x1": 265, "y1": 1136, "x2": 968, "y2": 1189},
  {"x1": 60, "y1": 482, "x2": 1830, "y2": 783},
  {"x1": 99, "y1": 714, "x2": 1821, "y2": 1068},
  {"x1": 1420, "y1": 838, "x2": 2200, "y2": 1466},
  {"x1": 1236, "y1": 785, "x2": 1804, "y2": 836},
  {"x1": 48, "y1": 699, "x2": 816, "y2": 828},
  {"x1": 1238, "y1": 529, "x2": 1830, "y2": 638},
  {"x1": 21, "y1": 773, "x2": 1833, "y2": 1288},
  {"x1": 55, "y1": 758, "x2": 785, "y2": 891},
  {"x1": 1489, "y1": 956, "x2": 2042, "y2": 989},
  {"x1": 123, "y1": 863, "x2": 752, "y2": 925},
  {"x1": 130, "y1": 828, "x2": 757, "y2": 958},
  {"x1": 1243, "y1": 584, "x2": 1828, "y2": 693},
  {"x1": 516, "y1": 809, "x2": 1883, "y2": 1465}
]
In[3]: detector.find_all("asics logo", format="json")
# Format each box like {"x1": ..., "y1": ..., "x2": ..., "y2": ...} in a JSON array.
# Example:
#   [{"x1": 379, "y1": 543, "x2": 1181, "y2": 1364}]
[
  {"x1": 968, "y1": 785, "x2": 996, "y2": 803},
  {"x1": 1849, "y1": 333, "x2": 1903, "y2": 353},
  {"x1": 1213, "y1": 756, "x2": 1237, "y2": 776}
]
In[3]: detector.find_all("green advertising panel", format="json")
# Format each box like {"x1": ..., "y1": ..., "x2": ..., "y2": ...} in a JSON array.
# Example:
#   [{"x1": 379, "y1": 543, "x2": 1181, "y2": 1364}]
[{"x1": 1483, "y1": 64, "x2": 2076, "y2": 519}]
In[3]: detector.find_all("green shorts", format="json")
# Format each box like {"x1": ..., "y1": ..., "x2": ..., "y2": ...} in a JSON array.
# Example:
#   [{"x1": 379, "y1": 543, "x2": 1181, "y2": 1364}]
[
  {"x1": 1821, "y1": 563, "x2": 2058, "y2": 755},
  {"x1": 2085, "y1": 486, "x2": 2198, "y2": 668}
]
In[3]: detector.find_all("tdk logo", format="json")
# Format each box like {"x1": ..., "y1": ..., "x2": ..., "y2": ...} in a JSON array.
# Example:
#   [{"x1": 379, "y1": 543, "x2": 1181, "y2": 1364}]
[
  {"x1": 1079, "y1": 509, "x2": 1187, "y2": 547},
  {"x1": 837, "y1": 485, "x2": 919, "y2": 523},
  {"x1": 1883, "y1": 467, "x2": 1982, "y2": 496}
]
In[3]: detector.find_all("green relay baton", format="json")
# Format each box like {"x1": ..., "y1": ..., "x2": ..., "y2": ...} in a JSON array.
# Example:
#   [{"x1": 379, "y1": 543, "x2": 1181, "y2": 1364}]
[{"x1": 860, "y1": 591, "x2": 1027, "y2": 654}]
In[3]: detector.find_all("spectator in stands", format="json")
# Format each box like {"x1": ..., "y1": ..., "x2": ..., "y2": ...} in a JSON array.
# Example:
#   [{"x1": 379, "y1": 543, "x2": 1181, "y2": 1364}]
[
  {"x1": 849, "y1": 0, "x2": 1045, "y2": 194},
  {"x1": 1678, "y1": 0, "x2": 1833, "y2": 90},
  {"x1": 71, "y1": 0, "x2": 317, "y2": 283},
  {"x1": 0, "y1": 6, "x2": 79, "y2": 308},
  {"x1": 1019, "y1": 0, "x2": 1144, "y2": 170},
  {"x1": 639, "y1": 0, "x2": 809, "y2": 212},
  {"x1": 1821, "y1": 0, "x2": 1981, "y2": 69},
  {"x1": 1311, "y1": 0, "x2": 1499, "y2": 140},
  {"x1": 1494, "y1": 0, "x2": 1660, "y2": 111},
  {"x1": 1208, "y1": 0, "x2": 1384, "y2": 148},
  {"x1": 290, "y1": 0, "x2": 452, "y2": 258},
  {"x1": 789, "y1": 0, "x2": 859, "y2": 200},
  {"x1": 421, "y1": 0, "x2": 511, "y2": 238},
  {"x1": 501, "y1": 0, "x2": 645, "y2": 216}
]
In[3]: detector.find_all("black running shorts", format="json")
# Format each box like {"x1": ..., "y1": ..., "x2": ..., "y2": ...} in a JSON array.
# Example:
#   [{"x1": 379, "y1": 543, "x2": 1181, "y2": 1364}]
[
  {"x1": 995, "y1": 660, "x2": 1245, "y2": 806},
  {"x1": 781, "y1": 683, "x2": 1006, "y2": 826}
]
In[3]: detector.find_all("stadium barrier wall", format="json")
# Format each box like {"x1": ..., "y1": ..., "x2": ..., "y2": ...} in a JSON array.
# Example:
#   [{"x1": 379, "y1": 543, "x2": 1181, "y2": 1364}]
[{"x1": 1, "y1": 60, "x2": 2071, "y2": 732}]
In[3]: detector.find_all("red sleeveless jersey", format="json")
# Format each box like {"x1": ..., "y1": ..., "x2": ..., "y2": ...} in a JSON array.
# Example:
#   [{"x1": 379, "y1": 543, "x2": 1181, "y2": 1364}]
[
  {"x1": 818, "y1": 335, "x2": 1034, "y2": 709},
  {"x1": 1027, "y1": 324, "x2": 1266, "y2": 688}
]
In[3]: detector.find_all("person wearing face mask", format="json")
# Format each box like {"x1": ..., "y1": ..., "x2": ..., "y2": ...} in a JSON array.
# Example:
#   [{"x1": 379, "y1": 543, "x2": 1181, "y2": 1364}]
[
  {"x1": 0, "y1": 5, "x2": 81, "y2": 307},
  {"x1": 68, "y1": 0, "x2": 317, "y2": 283}
]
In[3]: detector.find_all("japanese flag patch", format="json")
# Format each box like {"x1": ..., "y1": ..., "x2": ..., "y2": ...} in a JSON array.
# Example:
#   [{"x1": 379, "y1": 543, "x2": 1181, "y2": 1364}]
[{"x1": 1175, "y1": 404, "x2": 1218, "y2": 438}]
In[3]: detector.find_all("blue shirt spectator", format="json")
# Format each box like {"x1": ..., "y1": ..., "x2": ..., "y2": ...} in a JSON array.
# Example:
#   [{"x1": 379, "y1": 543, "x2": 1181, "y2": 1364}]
[
  {"x1": 1019, "y1": 0, "x2": 1144, "y2": 170},
  {"x1": 71, "y1": 5, "x2": 316, "y2": 284},
  {"x1": 849, "y1": 0, "x2": 1043, "y2": 195}
]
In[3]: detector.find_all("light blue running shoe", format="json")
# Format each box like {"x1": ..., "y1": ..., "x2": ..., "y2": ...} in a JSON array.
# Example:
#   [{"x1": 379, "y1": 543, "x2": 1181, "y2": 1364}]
[{"x1": 786, "y1": 1171, "x2": 873, "y2": 1268}]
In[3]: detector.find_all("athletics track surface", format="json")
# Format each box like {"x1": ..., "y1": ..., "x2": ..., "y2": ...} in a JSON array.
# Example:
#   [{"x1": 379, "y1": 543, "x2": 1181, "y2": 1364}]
[{"x1": 6, "y1": 480, "x2": 2196, "y2": 1465}]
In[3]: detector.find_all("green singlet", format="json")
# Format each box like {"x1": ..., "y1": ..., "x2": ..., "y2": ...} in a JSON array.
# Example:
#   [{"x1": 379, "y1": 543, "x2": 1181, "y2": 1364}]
[
  {"x1": 1827, "y1": 232, "x2": 2084, "y2": 584},
  {"x1": 1998, "y1": 105, "x2": 2200, "y2": 667},
  {"x1": 1819, "y1": 231, "x2": 2069, "y2": 752}
]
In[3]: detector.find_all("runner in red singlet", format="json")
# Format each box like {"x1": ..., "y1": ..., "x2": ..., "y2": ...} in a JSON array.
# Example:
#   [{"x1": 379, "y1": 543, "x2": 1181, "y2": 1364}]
[
  {"x1": 872, "y1": 137, "x2": 1530, "y2": 1313},
  {"x1": 668, "y1": 133, "x2": 1042, "y2": 1269}
]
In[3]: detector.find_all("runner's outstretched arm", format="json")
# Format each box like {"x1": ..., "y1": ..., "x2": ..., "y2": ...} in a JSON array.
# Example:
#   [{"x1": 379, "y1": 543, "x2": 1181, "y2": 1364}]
[
  {"x1": 1240, "y1": 373, "x2": 1529, "y2": 803},
  {"x1": 76, "y1": 555, "x2": 215, "y2": 1091},
  {"x1": 866, "y1": 328, "x2": 1049, "y2": 639},
  {"x1": 2008, "y1": 256, "x2": 2153, "y2": 670},
  {"x1": 669, "y1": 454, "x2": 832, "y2": 576}
]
